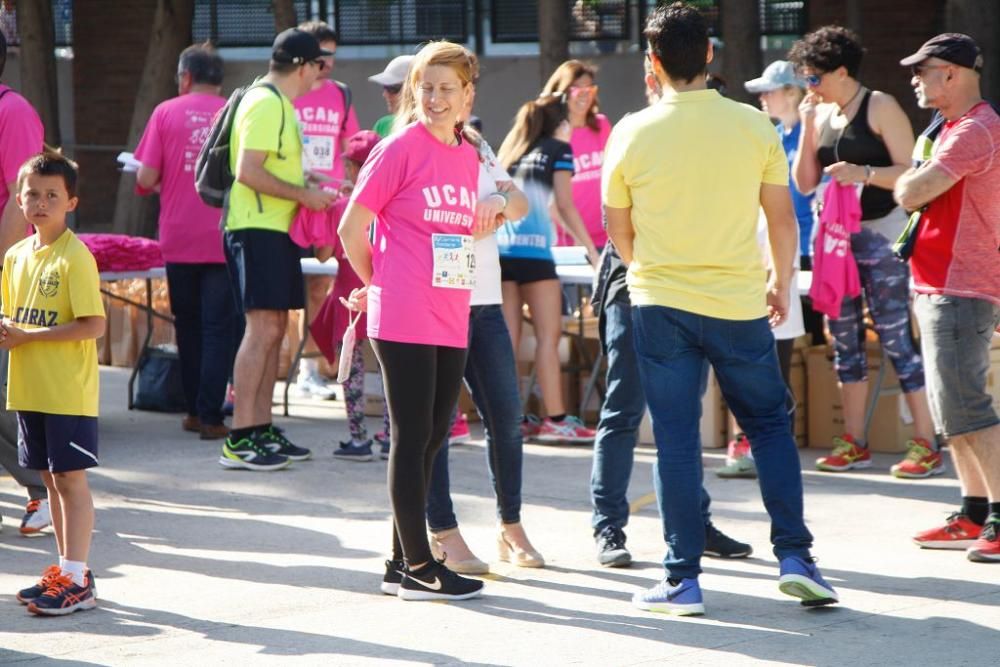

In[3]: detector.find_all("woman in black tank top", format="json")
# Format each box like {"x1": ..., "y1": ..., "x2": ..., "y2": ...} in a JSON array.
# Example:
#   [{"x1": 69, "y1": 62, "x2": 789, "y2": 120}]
[{"x1": 785, "y1": 26, "x2": 938, "y2": 477}]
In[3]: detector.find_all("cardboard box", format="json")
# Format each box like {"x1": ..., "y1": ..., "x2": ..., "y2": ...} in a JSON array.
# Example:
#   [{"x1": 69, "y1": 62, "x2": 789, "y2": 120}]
[{"x1": 807, "y1": 344, "x2": 914, "y2": 452}]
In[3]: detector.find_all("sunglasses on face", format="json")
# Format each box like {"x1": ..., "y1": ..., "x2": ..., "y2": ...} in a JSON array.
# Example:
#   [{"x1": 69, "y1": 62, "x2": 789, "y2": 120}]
[
  {"x1": 311, "y1": 58, "x2": 329, "y2": 72},
  {"x1": 383, "y1": 84, "x2": 402, "y2": 95},
  {"x1": 804, "y1": 73, "x2": 824, "y2": 87}
]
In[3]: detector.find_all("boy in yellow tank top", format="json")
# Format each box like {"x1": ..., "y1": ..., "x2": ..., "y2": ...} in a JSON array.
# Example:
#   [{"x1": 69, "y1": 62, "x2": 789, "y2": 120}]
[{"x1": 1, "y1": 153, "x2": 105, "y2": 616}]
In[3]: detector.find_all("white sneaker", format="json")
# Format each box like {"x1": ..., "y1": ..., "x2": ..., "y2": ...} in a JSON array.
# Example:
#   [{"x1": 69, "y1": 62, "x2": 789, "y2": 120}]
[
  {"x1": 21, "y1": 498, "x2": 51, "y2": 536},
  {"x1": 295, "y1": 373, "x2": 338, "y2": 400}
]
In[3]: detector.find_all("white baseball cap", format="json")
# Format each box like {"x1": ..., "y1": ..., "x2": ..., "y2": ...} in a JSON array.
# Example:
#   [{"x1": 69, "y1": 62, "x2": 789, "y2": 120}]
[
  {"x1": 744, "y1": 60, "x2": 806, "y2": 93},
  {"x1": 368, "y1": 55, "x2": 414, "y2": 87}
]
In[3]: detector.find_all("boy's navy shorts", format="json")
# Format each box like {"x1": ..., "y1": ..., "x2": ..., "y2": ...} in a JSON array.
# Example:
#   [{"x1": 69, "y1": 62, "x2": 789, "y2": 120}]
[{"x1": 17, "y1": 411, "x2": 100, "y2": 473}]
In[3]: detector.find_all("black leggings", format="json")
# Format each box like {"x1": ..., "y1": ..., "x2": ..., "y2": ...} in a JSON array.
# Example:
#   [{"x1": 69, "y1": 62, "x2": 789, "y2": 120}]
[{"x1": 372, "y1": 338, "x2": 469, "y2": 565}]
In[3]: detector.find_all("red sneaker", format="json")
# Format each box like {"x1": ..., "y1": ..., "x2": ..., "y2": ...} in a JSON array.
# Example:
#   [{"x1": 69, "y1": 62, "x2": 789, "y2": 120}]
[
  {"x1": 449, "y1": 413, "x2": 471, "y2": 445},
  {"x1": 816, "y1": 434, "x2": 871, "y2": 472},
  {"x1": 913, "y1": 512, "x2": 982, "y2": 550},
  {"x1": 967, "y1": 520, "x2": 1000, "y2": 562},
  {"x1": 520, "y1": 415, "x2": 542, "y2": 439},
  {"x1": 890, "y1": 439, "x2": 945, "y2": 479},
  {"x1": 537, "y1": 416, "x2": 595, "y2": 443}
]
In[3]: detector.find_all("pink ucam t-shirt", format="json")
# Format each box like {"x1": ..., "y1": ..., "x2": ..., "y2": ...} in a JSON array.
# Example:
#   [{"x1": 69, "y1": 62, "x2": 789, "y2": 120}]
[
  {"x1": 0, "y1": 85, "x2": 44, "y2": 213},
  {"x1": 350, "y1": 122, "x2": 480, "y2": 348},
  {"x1": 556, "y1": 113, "x2": 611, "y2": 247},
  {"x1": 134, "y1": 93, "x2": 226, "y2": 263},
  {"x1": 294, "y1": 80, "x2": 361, "y2": 186}
]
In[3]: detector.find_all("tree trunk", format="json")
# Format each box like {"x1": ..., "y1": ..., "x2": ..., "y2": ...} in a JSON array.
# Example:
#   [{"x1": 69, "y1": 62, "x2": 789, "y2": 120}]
[
  {"x1": 719, "y1": 0, "x2": 761, "y2": 105},
  {"x1": 15, "y1": 0, "x2": 60, "y2": 147},
  {"x1": 272, "y1": 0, "x2": 298, "y2": 32},
  {"x1": 538, "y1": 1, "x2": 569, "y2": 88},
  {"x1": 110, "y1": 0, "x2": 194, "y2": 236},
  {"x1": 946, "y1": 0, "x2": 1000, "y2": 102}
]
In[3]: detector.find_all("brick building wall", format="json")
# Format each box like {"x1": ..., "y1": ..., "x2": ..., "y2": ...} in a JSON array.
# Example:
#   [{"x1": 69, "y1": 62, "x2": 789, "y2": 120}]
[
  {"x1": 72, "y1": 0, "x2": 157, "y2": 230},
  {"x1": 808, "y1": 0, "x2": 946, "y2": 131}
]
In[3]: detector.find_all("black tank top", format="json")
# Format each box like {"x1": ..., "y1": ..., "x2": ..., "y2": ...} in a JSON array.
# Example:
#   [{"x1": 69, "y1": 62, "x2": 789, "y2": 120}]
[{"x1": 817, "y1": 91, "x2": 896, "y2": 221}]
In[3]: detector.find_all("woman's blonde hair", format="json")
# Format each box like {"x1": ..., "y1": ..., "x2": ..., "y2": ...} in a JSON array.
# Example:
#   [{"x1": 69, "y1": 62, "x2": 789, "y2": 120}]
[
  {"x1": 540, "y1": 59, "x2": 600, "y2": 132},
  {"x1": 391, "y1": 41, "x2": 482, "y2": 150},
  {"x1": 496, "y1": 94, "x2": 568, "y2": 170}
]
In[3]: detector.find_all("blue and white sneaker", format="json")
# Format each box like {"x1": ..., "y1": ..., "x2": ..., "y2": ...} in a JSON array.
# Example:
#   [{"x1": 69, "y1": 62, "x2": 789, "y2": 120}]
[
  {"x1": 632, "y1": 577, "x2": 704, "y2": 616},
  {"x1": 778, "y1": 556, "x2": 838, "y2": 607},
  {"x1": 333, "y1": 440, "x2": 374, "y2": 462}
]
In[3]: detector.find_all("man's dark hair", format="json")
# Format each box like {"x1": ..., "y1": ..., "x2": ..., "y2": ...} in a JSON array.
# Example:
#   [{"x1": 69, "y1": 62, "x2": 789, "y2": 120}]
[
  {"x1": 17, "y1": 152, "x2": 80, "y2": 199},
  {"x1": 643, "y1": 2, "x2": 709, "y2": 84},
  {"x1": 788, "y1": 25, "x2": 865, "y2": 78},
  {"x1": 178, "y1": 42, "x2": 224, "y2": 86},
  {"x1": 0, "y1": 30, "x2": 7, "y2": 78},
  {"x1": 297, "y1": 20, "x2": 338, "y2": 45}
]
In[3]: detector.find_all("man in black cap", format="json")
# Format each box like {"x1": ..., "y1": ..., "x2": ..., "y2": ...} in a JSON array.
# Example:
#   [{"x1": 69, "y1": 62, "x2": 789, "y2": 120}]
[
  {"x1": 894, "y1": 33, "x2": 1000, "y2": 563},
  {"x1": 219, "y1": 28, "x2": 336, "y2": 472}
]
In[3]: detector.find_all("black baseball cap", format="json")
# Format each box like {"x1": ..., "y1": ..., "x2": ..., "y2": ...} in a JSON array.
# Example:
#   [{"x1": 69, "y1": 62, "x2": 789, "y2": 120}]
[
  {"x1": 271, "y1": 28, "x2": 333, "y2": 65},
  {"x1": 900, "y1": 33, "x2": 983, "y2": 72}
]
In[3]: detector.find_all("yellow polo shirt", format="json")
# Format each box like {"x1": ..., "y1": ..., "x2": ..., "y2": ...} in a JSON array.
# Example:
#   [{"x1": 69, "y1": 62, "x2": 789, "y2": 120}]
[
  {"x1": 602, "y1": 89, "x2": 788, "y2": 320},
  {"x1": 225, "y1": 85, "x2": 304, "y2": 233},
  {"x1": 2, "y1": 229, "x2": 104, "y2": 416}
]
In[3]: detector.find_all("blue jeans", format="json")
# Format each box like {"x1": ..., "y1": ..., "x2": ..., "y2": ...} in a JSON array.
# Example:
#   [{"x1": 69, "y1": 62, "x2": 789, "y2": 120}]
[
  {"x1": 590, "y1": 294, "x2": 713, "y2": 534},
  {"x1": 165, "y1": 263, "x2": 238, "y2": 426},
  {"x1": 427, "y1": 305, "x2": 523, "y2": 530},
  {"x1": 632, "y1": 305, "x2": 813, "y2": 579}
]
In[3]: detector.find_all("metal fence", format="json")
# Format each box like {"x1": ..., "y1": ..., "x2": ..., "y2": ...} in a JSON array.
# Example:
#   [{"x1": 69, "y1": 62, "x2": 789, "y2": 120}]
[{"x1": 0, "y1": 0, "x2": 806, "y2": 50}]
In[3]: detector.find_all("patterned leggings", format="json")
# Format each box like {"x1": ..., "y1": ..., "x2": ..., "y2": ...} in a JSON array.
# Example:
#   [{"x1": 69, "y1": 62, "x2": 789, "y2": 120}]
[
  {"x1": 342, "y1": 342, "x2": 390, "y2": 444},
  {"x1": 828, "y1": 227, "x2": 925, "y2": 393}
]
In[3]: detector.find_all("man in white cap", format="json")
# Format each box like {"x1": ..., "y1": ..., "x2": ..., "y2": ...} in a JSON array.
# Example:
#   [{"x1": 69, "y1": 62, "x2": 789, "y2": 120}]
[{"x1": 369, "y1": 54, "x2": 413, "y2": 137}]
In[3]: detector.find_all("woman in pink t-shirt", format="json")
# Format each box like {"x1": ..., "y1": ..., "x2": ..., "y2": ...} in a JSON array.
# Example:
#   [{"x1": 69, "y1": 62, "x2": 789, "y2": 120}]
[
  {"x1": 541, "y1": 60, "x2": 612, "y2": 248},
  {"x1": 338, "y1": 42, "x2": 506, "y2": 602}
]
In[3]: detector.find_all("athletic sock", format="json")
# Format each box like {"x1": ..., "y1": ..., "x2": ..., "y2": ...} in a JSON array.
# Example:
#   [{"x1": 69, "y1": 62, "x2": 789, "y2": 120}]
[
  {"x1": 229, "y1": 426, "x2": 256, "y2": 442},
  {"x1": 961, "y1": 496, "x2": 989, "y2": 526},
  {"x1": 549, "y1": 414, "x2": 566, "y2": 423},
  {"x1": 59, "y1": 555, "x2": 66, "y2": 570},
  {"x1": 62, "y1": 559, "x2": 87, "y2": 587}
]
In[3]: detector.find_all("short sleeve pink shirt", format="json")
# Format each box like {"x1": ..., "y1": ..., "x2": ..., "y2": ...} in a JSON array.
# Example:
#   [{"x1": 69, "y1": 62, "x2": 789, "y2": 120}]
[
  {"x1": 350, "y1": 122, "x2": 480, "y2": 348},
  {"x1": 134, "y1": 93, "x2": 226, "y2": 263},
  {"x1": 294, "y1": 80, "x2": 361, "y2": 185},
  {"x1": 564, "y1": 113, "x2": 611, "y2": 247},
  {"x1": 0, "y1": 86, "x2": 44, "y2": 213}
]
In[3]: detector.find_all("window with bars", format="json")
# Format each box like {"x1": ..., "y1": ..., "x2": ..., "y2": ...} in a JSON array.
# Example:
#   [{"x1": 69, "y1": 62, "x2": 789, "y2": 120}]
[
  {"x1": 0, "y1": 0, "x2": 73, "y2": 47},
  {"x1": 639, "y1": 0, "x2": 806, "y2": 38},
  {"x1": 192, "y1": 0, "x2": 311, "y2": 47},
  {"x1": 334, "y1": 0, "x2": 467, "y2": 46},
  {"x1": 491, "y1": 0, "x2": 629, "y2": 44}
]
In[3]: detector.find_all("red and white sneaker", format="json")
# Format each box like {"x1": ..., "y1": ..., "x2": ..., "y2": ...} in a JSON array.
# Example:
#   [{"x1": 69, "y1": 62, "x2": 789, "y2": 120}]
[
  {"x1": 816, "y1": 434, "x2": 871, "y2": 472},
  {"x1": 520, "y1": 415, "x2": 542, "y2": 439},
  {"x1": 913, "y1": 512, "x2": 982, "y2": 550},
  {"x1": 537, "y1": 416, "x2": 595, "y2": 443},
  {"x1": 967, "y1": 520, "x2": 1000, "y2": 562},
  {"x1": 890, "y1": 439, "x2": 945, "y2": 479},
  {"x1": 449, "y1": 413, "x2": 471, "y2": 445}
]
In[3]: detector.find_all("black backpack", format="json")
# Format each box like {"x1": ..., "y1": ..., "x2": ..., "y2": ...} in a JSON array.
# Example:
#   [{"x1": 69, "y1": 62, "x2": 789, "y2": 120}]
[{"x1": 194, "y1": 81, "x2": 284, "y2": 208}]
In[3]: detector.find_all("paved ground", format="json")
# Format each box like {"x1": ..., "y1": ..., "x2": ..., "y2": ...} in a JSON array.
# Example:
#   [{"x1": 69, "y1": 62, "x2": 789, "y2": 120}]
[{"x1": 1, "y1": 367, "x2": 998, "y2": 666}]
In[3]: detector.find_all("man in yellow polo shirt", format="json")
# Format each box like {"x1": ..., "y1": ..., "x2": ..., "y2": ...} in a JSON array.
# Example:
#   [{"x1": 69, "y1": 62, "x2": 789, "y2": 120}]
[
  {"x1": 221, "y1": 28, "x2": 335, "y2": 472},
  {"x1": 603, "y1": 3, "x2": 836, "y2": 616}
]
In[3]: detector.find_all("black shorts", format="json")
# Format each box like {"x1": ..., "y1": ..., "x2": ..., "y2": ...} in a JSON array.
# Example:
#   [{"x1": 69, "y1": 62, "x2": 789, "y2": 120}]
[
  {"x1": 224, "y1": 228, "x2": 305, "y2": 312},
  {"x1": 17, "y1": 411, "x2": 100, "y2": 473},
  {"x1": 499, "y1": 257, "x2": 559, "y2": 285}
]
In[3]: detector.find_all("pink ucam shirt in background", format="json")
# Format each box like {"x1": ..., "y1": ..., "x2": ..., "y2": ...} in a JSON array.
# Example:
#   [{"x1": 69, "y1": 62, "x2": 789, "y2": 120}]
[
  {"x1": 134, "y1": 93, "x2": 226, "y2": 263},
  {"x1": 350, "y1": 122, "x2": 480, "y2": 348},
  {"x1": 0, "y1": 85, "x2": 44, "y2": 214},
  {"x1": 294, "y1": 80, "x2": 361, "y2": 186},
  {"x1": 557, "y1": 113, "x2": 611, "y2": 247}
]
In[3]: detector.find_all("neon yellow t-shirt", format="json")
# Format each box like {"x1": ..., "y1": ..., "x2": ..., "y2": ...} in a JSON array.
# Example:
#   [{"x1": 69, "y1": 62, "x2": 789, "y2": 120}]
[
  {"x1": 602, "y1": 89, "x2": 789, "y2": 320},
  {"x1": 1, "y1": 229, "x2": 104, "y2": 416},
  {"x1": 225, "y1": 85, "x2": 304, "y2": 233}
]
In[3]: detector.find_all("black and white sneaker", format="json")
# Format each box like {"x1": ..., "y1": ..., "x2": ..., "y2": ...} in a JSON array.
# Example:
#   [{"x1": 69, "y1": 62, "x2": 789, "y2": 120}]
[
  {"x1": 704, "y1": 523, "x2": 753, "y2": 559},
  {"x1": 595, "y1": 525, "x2": 632, "y2": 567},
  {"x1": 381, "y1": 559, "x2": 405, "y2": 595},
  {"x1": 397, "y1": 561, "x2": 484, "y2": 601},
  {"x1": 258, "y1": 425, "x2": 312, "y2": 461}
]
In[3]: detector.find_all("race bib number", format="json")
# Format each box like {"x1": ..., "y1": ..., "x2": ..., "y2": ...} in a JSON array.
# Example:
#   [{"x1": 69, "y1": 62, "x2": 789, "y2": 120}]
[
  {"x1": 303, "y1": 134, "x2": 334, "y2": 171},
  {"x1": 431, "y1": 234, "x2": 475, "y2": 289}
]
